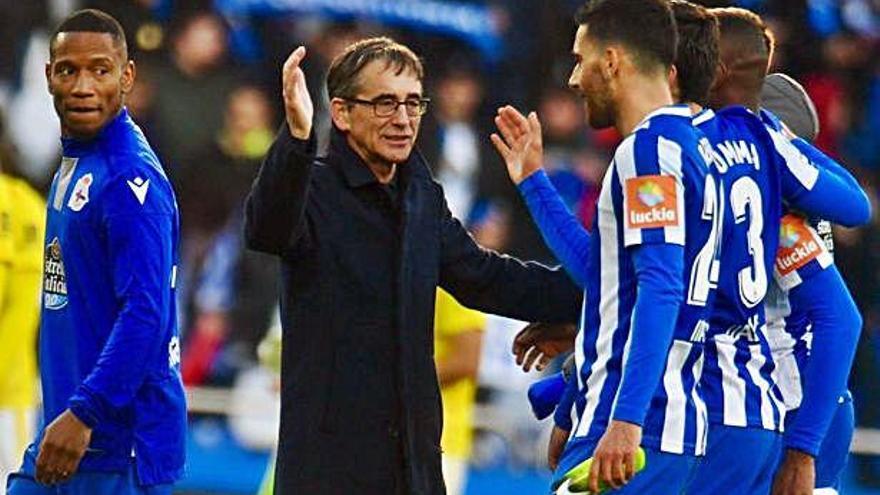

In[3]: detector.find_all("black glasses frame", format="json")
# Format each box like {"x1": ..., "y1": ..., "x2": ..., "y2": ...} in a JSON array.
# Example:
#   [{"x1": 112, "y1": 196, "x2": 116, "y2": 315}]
[{"x1": 344, "y1": 96, "x2": 431, "y2": 117}]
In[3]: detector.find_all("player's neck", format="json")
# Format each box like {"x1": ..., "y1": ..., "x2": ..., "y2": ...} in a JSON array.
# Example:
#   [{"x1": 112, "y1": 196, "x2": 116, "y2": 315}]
[{"x1": 614, "y1": 74, "x2": 674, "y2": 136}]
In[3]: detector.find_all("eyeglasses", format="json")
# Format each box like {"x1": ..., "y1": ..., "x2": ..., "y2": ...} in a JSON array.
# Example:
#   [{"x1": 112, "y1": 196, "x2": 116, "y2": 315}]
[{"x1": 344, "y1": 96, "x2": 431, "y2": 117}]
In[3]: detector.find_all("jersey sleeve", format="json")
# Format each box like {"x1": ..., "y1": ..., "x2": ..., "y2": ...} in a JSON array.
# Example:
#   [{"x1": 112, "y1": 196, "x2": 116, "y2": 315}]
[
  {"x1": 69, "y1": 166, "x2": 177, "y2": 426},
  {"x1": 767, "y1": 126, "x2": 871, "y2": 227},
  {"x1": 518, "y1": 170, "x2": 591, "y2": 288},
  {"x1": 773, "y1": 213, "x2": 833, "y2": 291},
  {"x1": 617, "y1": 130, "x2": 686, "y2": 248}
]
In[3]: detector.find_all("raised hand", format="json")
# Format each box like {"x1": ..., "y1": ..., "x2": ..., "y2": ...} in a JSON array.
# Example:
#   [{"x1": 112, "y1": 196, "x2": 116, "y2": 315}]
[
  {"x1": 490, "y1": 106, "x2": 545, "y2": 185},
  {"x1": 281, "y1": 46, "x2": 314, "y2": 140}
]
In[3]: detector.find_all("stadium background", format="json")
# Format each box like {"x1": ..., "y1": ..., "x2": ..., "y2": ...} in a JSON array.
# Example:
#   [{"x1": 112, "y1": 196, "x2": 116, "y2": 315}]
[{"x1": 1, "y1": 0, "x2": 879, "y2": 493}]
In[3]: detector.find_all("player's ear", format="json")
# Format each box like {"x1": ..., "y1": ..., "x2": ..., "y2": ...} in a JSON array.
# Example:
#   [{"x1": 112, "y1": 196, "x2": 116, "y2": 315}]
[
  {"x1": 603, "y1": 46, "x2": 620, "y2": 80},
  {"x1": 121, "y1": 60, "x2": 136, "y2": 95},
  {"x1": 45, "y1": 62, "x2": 53, "y2": 95},
  {"x1": 329, "y1": 97, "x2": 352, "y2": 132}
]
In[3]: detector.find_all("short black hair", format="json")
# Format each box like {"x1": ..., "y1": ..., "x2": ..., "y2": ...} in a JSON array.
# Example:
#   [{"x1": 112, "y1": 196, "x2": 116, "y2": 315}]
[
  {"x1": 670, "y1": 0, "x2": 720, "y2": 105},
  {"x1": 50, "y1": 9, "x2": 127, "y2": 59},
  {"x1": 574, "y1": 0, "x2": 678, "y2": 73},
  {"x1": 712, "y1": 7, "x2": 774, "y2": 63}
]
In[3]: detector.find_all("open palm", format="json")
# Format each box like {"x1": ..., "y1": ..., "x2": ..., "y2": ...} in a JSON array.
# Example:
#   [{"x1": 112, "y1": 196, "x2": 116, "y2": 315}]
[{"x1": 282, "y1": 46, "x2": 314, "y2": 140}]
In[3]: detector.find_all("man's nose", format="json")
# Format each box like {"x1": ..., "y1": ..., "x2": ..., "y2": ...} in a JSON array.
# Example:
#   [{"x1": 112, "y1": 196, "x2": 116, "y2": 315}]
[
  {"x1": 390, "y1": 102, "x2": 410, "y2": 124},
  {"x1": 71, "y1": 73, "x2": 96, "y2": 97}
]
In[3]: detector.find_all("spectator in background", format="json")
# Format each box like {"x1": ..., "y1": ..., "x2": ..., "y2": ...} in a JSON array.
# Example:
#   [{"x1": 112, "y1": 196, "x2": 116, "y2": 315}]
[
  {"x1": 420, "y1": 69, "x2": 485, "y2": 220},
  {"x1": 151, "y1": 11, "x2": 237, "y2": 170},
  {"x1": 179, "y1": 85, "x2": 278, "y2": 386},
  {"x1": 0, "y1": 110, "x2": 44, "y2": 490},
  {"x1": 434, "y1": 286, "x2": 484, "y2": 495}
]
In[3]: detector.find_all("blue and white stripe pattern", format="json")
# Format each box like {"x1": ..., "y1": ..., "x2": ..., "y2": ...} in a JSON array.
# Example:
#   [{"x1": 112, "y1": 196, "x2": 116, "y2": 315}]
[
  {"x1": 569, "y1": 105, "x2": 712, "y2": 456},
  {"x1": 694, "y1": 106, "x2": 829, "y2": 433}
]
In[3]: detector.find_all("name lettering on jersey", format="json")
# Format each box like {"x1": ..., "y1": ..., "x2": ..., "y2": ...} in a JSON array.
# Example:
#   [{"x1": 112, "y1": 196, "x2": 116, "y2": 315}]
[
  {"x1": 708, "y1": 140, "x2": 761, "y2": 175},
  {"x1": 126, "y1": 176, "x2": 150, "y2": 205},
  {"x1": 776, "y1": 215, "x2": 822, "y2": 276},
  {"x1": 723, "y1": 314, "x2": 760, "y2": 343},
  {"x1": 67, "y1": 173, "x2": 93, "y2": 212},
  {"x1": 625, "y1": 175, "x2": 680, "y2": 229},
  {"x1": 44, "y1": 237, "x2": 68, "y2": 310}
]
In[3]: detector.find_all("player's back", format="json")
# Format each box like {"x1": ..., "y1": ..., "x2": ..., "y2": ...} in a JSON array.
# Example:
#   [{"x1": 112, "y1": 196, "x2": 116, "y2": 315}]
[
  {"x1": 570, "y1": 105, "x2": 714, "y2": 457},
  {"x1": 694, "y1": 106, "x2": 789, "y2": 431}
]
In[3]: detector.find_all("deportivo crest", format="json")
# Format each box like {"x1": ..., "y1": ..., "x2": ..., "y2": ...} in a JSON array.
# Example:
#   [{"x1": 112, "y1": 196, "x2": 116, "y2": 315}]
[
  {"x1": 776, "y1": 214, "x2": 823, "y2": 276},
  {"x1": 625, "y1": 175, "x2": 680, "y2": 229},
  {"x1": 44, "y1": 237, "x2": 68, "y2": 310},
  {"x1": 67, "y1": 173, "x2": 93, "y2": 212}
]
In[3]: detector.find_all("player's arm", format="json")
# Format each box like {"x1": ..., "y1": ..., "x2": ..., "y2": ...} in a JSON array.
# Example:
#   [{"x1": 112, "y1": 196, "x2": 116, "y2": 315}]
[
  {"x1": 244, "y1": 46, "x2": 315, "y2": 255},
  {"x1": 67, "y1": 172, "x2": 177, "y2": 427},
  {"x1": 518, "y1": 171, "x2": 592, "y2": 288},
  {"x1": 613, "y1": 244, "x2": 684, "y2": 423},
  {"x1": 767, "y1": 124, "x2": 871, "y2": 227},
  {"x1": 491, "y1": 106, "x2": 592, "y2": 288},
  {"x1": 784, "y1": 265, "x2": 861, "y2": 457},
  {"x1": 438, "y1": 197, "x2": 582, "y2": 324}
]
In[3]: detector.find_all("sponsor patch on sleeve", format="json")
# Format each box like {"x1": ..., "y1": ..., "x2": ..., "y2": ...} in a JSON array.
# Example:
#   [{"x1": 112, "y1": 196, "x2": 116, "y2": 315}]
[
  {"x1": 775, "y1": 214, "x2": 824, "y2": 276},
  {"x1": 624, "y1": 175, "x2": 680, "y2": 230}
]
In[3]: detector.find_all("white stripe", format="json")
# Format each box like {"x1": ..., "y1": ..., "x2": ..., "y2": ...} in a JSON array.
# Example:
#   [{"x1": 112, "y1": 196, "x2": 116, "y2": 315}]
[
  {"x1": 716, "y1": 335, "x2": 748, "y2": 427},
  {"x1": 660, "y1": 341, "x2": 691, "y2": 454},
  {"x1": 571, "y1": 297, "x2": 588, "y2": 436},
  {"x1": 691, "y1": 353, "x2": 708, "y2": 455},
  {"x1": 814, "y1": 488, "x2": 839, "y2": 495},
  {"x1": 657, "y1": 136, "x2": 686, "y2": 245},
  {"x1": 765, "y1": 285, "x2": 803, "y2": 410},
  {"x1": 692, "y1": 109, "x2": 715, "y2": 126},
  {"x1": 768, "y1": 127, "x2": 819, "y2": 189},
  {"x1": 575, "y1": 172, "x2": 620, "y2": 438},
  {"x1": 615, "y1": 137, "x2": 643, "y2": 247},
  {"x1": 744, "y1": 342, "x2": 777, "y2": 430}
]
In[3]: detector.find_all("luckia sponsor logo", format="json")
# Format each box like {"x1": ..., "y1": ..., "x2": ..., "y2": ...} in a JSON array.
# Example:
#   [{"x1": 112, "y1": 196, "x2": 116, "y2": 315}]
[
  {"x1": 630, "y1": 179, "x2": 676, "y2": 227},
  {"x1": 776, "y1": 221, "x2": 819, "y2": 274},
  {"x1": 44, "y1": 237, "x2": 68, "y2": 310},
  {"x1": 780, "y1": 223, "x2": 800, "y2": 248}
]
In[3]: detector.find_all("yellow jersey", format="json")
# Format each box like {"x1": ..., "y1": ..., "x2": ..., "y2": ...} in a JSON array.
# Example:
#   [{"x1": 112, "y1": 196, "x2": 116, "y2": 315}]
[
  {"x1": 434, "y1": 289, "x2": 485, "y2": 459},
  {"x1": 0, "y1": 175, "x2": 45, "y2": 408}
]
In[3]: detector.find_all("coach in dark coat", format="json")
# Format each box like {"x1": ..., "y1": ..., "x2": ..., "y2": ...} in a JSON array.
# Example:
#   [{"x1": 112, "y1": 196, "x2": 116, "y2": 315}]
[{"x1": 245, "y1": 39, "x2": 581, "y2": 495}]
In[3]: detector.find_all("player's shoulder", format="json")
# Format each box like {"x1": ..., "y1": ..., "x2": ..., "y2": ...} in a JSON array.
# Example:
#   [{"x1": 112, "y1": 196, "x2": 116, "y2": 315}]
[{"x1": 775, "y1": 212, "x2": 833, "y2": 290}]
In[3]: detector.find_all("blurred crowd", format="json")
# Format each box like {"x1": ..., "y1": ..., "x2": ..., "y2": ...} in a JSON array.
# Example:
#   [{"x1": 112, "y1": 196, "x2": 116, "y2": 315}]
[{"x1": 1, "y1": 0, "x2": 880, "y2": 489}]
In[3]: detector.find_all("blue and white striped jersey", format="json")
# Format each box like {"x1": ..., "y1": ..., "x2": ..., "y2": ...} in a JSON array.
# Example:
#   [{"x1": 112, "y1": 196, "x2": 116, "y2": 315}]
[
  {"x1": 694, "y1": 106, "x2": 862, "y2": 433},
  {"x1": 569, "y1": 105, "x2": 713, "y2": 456}
]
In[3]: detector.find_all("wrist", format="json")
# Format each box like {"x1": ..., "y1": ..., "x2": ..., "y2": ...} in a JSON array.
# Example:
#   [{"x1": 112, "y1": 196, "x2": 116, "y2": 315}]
[
  {"x1": 287, "y1": 119, "x2": 311, "y2": 140},
  {"x1": 785, "y1": 448, "x2": 815, "y2": 465}
]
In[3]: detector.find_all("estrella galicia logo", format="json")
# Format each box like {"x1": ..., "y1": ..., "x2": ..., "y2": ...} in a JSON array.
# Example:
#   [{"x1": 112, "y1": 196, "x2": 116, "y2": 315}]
[{"x1": 44, "y1": 237, "x2": 68, "y2": 310}]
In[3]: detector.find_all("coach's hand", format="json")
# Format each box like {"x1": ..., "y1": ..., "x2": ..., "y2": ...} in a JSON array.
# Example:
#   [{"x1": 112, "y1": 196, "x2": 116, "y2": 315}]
[
  {"x1": 772, "y1": 449, "x2": 815, "y2": 495},
  {"x1": 491, "y1": 106, "x2": 544, "y2": 185},
  {"x1": 282, "y1": 46, "x2": 314, "y2": 140},
  {"x1": 588, "y1": 420, "x2": 642, "y2": 492},
  {"x1": 548, "y1": 426, "x2": 570, "y2": 471},
  {"x1": 513, "y1": 322, "x2": 577, "y2": 372},
  {"x1": 36, "y1": 409, "x2": 92, "y2": 485}
]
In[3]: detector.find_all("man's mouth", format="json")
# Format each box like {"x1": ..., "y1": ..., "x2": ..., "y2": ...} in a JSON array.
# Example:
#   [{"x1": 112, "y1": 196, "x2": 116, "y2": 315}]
[
  {"x1": 384, "y1": 135, "x2": 412, "y2": 145},
  {"x1": 67, "y1": 106, "x2": 100, "y2": 115}
]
